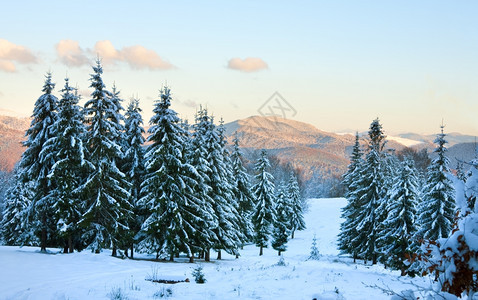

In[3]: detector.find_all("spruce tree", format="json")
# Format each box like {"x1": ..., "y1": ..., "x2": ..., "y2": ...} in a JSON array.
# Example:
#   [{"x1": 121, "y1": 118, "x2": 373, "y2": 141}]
[
  {"x1": 287, "y1": 173, "x2": 306, "y2": 239},
  {"x1": 272, "y1": 183, "x2": 289, "y2": 256},
  {"x1": 121, "y1": 98, "x2": 145, "y2": 258},
  {"x1": 378, "y1": 158, "x2": 419, "y2": 275},
  {"x1": 139, "y1": 87, "x2": 212, "y2": 262},
  {"x1": 417, "y1": 125, "x2": 455, "y2": 241},
  {"x1": 353, "y1": 118, "x2": 387, "y2": 264},
  {"x1": 309, "y1": 234, "x2": 320, "y2": 260},
  {"x1": 196, "y1": 111, "x2": 242, "y2": 259},
  {"x1": 231, "y1": 131, "x2": 255, "y2": 243},
  {"x1": 188, "y1": 110, "x2": 218, "y2": 261},
  {"x1": 20, "y1": 72, "x2": 59, "y2": 251},
  {"x1": 251, "y1": 149, "x2": 276, "y2": 256},
  {"x1": 0, "y1": 169, "x2": 36, "y2": 245},
  {"x1": 81, "y1": 60, "x2": 131, "y2": 254},
  {"x1": 338, "y1": 132, "x2": 363, "y2": 260},
  {"x1": 44, "y1": 77, "x2": 90, "y2": 253}
]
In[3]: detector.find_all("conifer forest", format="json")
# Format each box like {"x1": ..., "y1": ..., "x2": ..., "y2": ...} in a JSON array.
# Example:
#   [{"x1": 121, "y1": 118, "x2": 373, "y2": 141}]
[{"x1": 1, "y1": 60, "x2": 478, "y2": 299}]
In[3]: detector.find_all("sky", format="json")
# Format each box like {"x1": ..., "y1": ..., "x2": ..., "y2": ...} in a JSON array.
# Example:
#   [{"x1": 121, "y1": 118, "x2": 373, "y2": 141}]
[{"x1": 0, "y1": 1, "x2": 477, "y2": 135}]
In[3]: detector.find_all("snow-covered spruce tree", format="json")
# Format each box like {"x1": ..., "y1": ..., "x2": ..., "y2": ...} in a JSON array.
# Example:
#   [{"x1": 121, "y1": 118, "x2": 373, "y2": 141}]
[
  {"x1": 353, "y1": 118, "x2": 387, "y2": 264},
  {"x1": 121, "y1": 98, "x2": 145, "y2": 258},
  {"x1": 309, "y1": 234, "x2": 320, "y2": 260},
  {"x1": 81, "y1": 60, "x2": 131, "y2": 254},
  {"x1": 417, "y1": 125, "x2": 455, "y2": 241},
  {"x1": 378, "y1": 158, "x2": 419, "y2": 275},
  {"x1": 19, "y1": 72, "x2": 59, "y2": 251},
  {"x1": 139, "y1": 87, "x2": 211, "y2": 262},
  {"x1": 338, "y1": 132, "x2": 363, "y2": 261},
  {"x1": 419, "y1": 158, "x2": 478, "y2": 297},
  {"x1": 0, "y1": 168, "x2": 36, "y2": 245},
  {"x1": 231, "y1": 131, "x2": 255, "y2": 244},
  {"x1": 272, "y1": 182, "x2": 290, "y2": 256},
  {"x1": 188, "y1": 109, "x2": 218, "y2": 261},
  {"x1": 252, "y1": 149, "x2": 276, "y2": 256},
  {"x1": 44, "y1": 77, "x2": 90, "y2": 253},
  {"x1": 200, "y1": 112, "x2": 242, "y2": 260},
  {"x1": 287, "y1": 173, "x2": 306, "y2": 239}
]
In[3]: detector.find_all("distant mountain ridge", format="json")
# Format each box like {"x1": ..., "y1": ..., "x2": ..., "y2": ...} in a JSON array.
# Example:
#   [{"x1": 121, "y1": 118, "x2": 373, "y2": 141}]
[
  {"x1": 0, "y1": 111, "x2": 475, "y2": 186},
  {"x1": 223, "y1": 116, "x2": 477, "y2": 195}
]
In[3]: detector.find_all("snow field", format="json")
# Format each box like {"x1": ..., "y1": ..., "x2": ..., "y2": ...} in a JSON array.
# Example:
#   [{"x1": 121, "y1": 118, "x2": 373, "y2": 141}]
[{"x1": 0, "y1": 198, "x2": 432, "y2": 300}]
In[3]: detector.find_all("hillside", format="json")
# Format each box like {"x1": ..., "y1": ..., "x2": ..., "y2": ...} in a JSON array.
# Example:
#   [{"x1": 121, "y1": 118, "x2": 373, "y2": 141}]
[
  {"x1": 224, "y1": 116, "x2": 407, "y2": 188},
  {"x1": 0, "y1": 198, "x2": 432, "y2": 300},
  {"x1": 0, "y1": 115, "x2": 29, "y2": 172}
]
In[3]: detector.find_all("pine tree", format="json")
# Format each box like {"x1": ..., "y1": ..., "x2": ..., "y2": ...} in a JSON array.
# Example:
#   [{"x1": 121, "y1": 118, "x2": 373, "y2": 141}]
[
  {"x1": 287, "y1": 173, "x2": 306, "y2": 239},
  {"x1": 353, "y1": 118, "x2": 387, "y2": 264},
  {"x1": 0, "y1": 169, "x2": 36, "y2": 245},
  {"x1": 230, "y1": 132, "x2": 255, "y2": 244},
  {"x1": 198, "y1": 112, "x2": 242, "y2": 259},
  {"x1": 251, "y1": 149, "x2": 276, "y2": 256},
  {"x1": 20, "y1": 72, "x2": 59, "y2": 251},
  {"x1": 188, "y1": 109, "x2": 218, "y2": 261},
  {"x1": 338, "y1": 132, "x2": 363, "y2": 260},
  {"x1": 139, "y1": 87, "x2": 212, "y2": 262},
  {"x1": 378, "y1": 158, "x2": 419, "y2": 275},
  {"x1": 121, "y1": 98, "x2": 145, "y2": 258},
  {"x1": 417, "y1": 124, "x2": 455, "y2": 241},
  {"x1": 44, "y1": 77, "x2": 90, "y2": 253},
  {"x1": 81, "y1": 60, "x2": 131, "y2": 254},
  {"x1": 309, "y1": 234, "x2": 320, "y2": 260},
  {"x1": 272, "y1": 183, "x2": 289, "y2": 256}
]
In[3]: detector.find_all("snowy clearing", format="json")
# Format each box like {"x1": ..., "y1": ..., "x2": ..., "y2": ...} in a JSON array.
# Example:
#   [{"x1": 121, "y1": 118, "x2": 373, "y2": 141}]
[{"x1": 0, "y1": 198, "x2": 432, "y2": 300}]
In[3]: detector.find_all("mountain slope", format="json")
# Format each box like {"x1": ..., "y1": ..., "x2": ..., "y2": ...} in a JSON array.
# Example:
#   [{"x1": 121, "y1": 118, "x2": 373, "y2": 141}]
[{"x1": 0, "y1": 115, "x2": 29, "y2": 172}]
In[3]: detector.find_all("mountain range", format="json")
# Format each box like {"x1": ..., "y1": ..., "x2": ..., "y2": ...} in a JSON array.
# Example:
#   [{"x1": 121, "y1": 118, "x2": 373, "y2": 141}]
[{"x1": 0, "y1": 112, "x2": 476, "y2": 189}]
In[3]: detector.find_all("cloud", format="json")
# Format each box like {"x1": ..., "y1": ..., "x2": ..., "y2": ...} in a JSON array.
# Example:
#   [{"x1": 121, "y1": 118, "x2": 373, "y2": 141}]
[
  {"x1": 56, "y1": 39, "x2": 174, "y2": 70},
  {"x1": 56, "y1": 40, "x2": 90, "y2": 67},
  {"x1": 0, "y1": 91, "x2": 4, "y2": 97},
  {"x1": 93, "y1": 40, "x2": 121, "y2": 65},
  {"x1": 121, "y1": 45, "x2": 174, "y2": 70},
  {"x1": 0, "y1": 39, "x2": 38, "y2": 72},
  {"x1": 227, "y1": 57, "x2": 268, "y2": 72},
  {"x1": 177, "y1": 98, "x2": 199, "y2": 108}
]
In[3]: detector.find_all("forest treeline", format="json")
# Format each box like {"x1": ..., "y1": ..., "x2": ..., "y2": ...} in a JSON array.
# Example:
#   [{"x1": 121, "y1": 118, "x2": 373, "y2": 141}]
[{"x1": 0, "y1": 60, "x2": 306, "y2": 261}]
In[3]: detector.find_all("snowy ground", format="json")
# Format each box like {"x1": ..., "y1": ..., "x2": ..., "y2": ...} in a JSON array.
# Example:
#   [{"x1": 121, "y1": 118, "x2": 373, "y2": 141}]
[{"x1": 0, "y1": 198, "x2": 434, "y2": 300}]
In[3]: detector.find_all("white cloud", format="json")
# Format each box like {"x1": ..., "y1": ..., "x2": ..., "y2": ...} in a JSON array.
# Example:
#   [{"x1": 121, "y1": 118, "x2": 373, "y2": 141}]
[
  {"x1": 121, "y1": 45, "x2": 174, "y2": 70},
  {"x1": 227, "y1": 57, "x2": 268, "y2": 72},
  {"x1": 93, "y1": 40, "x2": 121, "y2": 65},
  {"x1": 56, "y1": 40, "x2": 174, "y2": 70},
  {"x1": 0, "y1": 39, "x2": 38, "y2": 72},
  {"x1": 56, "y1": 40, "x2": 90, "y2": 67}
]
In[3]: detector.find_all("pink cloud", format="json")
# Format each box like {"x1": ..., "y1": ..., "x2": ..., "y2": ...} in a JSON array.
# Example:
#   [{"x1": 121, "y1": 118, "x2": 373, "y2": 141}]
[
  {"x1": 56, "y1": 40, "x2": 90, "y2": 67},
  {"x1": 0, "y1": 39, "x2": 38, "y2": 72},
  {"x1": 56, "y1": 40, "x2": 174, "y2": 70},
  {"x1": 227, "y1": 57, "x2": 268, "y2": 72},
  {"x1": 121, "y1": 45, "x2": 174, "y2": 70}
]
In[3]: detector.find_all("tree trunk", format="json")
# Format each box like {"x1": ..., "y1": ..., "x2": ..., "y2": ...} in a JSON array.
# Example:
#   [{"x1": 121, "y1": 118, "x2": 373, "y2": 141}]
[
  {"x1": 291, "y1": 230, "x2": 295, "y2": 239},
  {"x1": 217, "y1": 250, "x2": 222, "y2": 260},
  {"x1": 259, "y1": 246, "x2": 263, "y2": 256},
  {"x1": 278, "y1": 250, "x2": 281, "y2": 256},
  {"x1": 189, "y1": 255, "x2": 194, "y2": 263},
  {"x1": 170, "y1": 253, "x2": 174, "y2": 262},
  {"x1": 112, "y1": 245, "x2": 117, "y2": 257},
  {"x1": 372, "y1": 254, "x2": 377, "y2": 265},
  {"x1": 130, "y1": 245, "x2": 134, "y2": 259},
  {"x1": 68, "y1": 235, "x2": 73, "y2": 253},
  {"x1": 40, "y1": 215, "x2": 47, "y2": 252},
  {"x1": 125, "y1": 248, "x2": 129, "y2": 258},
  {"x1": 205, "y1": 249, "x2": 210, "y2": 262},
  {"x1": 63, "y1": 243, "x2": 69, "y2": 254}
]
